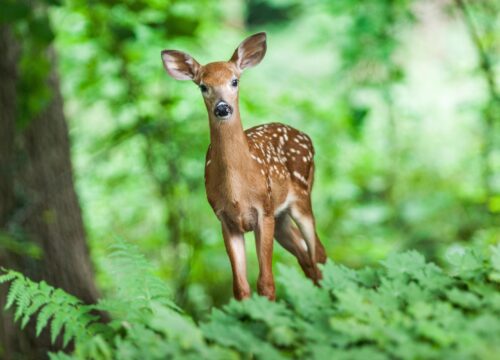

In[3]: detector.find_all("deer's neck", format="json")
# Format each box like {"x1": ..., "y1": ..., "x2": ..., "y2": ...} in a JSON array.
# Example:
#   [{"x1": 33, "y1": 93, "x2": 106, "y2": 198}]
[{"x1": 209, "y1": 109, "x2": 251, "y2": 173}]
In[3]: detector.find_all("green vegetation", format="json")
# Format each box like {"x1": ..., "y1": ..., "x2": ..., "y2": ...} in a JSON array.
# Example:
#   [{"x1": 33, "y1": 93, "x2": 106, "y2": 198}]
[
  {"x1": 1, "y1": 0, "x2": 499, "y2": 357},
  {"x1": 55, "y1": 0, "x2": 500, "y2": 310},
  {"x1": 2, "y1": 243, "x2": 500, "y2": 359}
]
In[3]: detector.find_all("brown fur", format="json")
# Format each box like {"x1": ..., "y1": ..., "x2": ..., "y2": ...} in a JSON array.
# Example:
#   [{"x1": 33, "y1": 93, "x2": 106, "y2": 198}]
[{"x1": 197, "y1": 62, "x2": 238, "y2": 86}]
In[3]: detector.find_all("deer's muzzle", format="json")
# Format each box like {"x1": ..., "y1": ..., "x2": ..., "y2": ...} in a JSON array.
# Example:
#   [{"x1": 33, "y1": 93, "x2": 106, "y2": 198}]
[{"x1": 214, "y1": 101, "x2": 233, "y2": 119}]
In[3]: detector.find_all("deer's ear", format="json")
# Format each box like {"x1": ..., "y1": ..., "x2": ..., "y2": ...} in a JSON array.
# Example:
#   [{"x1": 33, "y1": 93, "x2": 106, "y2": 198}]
[
  {"x1": 161, "y1": 50, "x2": 201, "y2": 81},
  {"x1": 230, "y1": 32, "x2": 267, "y2": 72}
]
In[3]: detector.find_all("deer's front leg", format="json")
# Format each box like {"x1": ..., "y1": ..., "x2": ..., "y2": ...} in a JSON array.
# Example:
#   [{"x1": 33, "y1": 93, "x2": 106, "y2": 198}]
[
  {"x1": 221, "y1": 222, "x2": 250, "y2": 300},
  {"x1": 255, "y1": 215, "x2": 276, "y2": 300}
]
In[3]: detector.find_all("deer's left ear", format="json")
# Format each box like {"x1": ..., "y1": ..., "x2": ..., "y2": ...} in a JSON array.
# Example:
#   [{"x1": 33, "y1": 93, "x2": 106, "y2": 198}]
[
  {"x1": 161, "y1": 50, "x2": 201, "y2": 81},
  {"x1": 230, "y1": 32, "x2": 267, "y2": 72}
]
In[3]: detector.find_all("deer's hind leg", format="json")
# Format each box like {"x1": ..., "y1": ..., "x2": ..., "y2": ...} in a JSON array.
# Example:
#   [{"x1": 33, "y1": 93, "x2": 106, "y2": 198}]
[
  {"x1": 288, "y1": 196, "x2": 326, "y2": 283},
  {"x1": 274, "y1": 213, "x2": 321, "y2": 283}
]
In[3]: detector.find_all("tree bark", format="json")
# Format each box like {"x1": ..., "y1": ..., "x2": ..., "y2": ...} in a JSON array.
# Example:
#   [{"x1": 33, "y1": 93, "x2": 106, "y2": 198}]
[{"x1": 0, "y1": 25, "x2": 99, "y2": 359}]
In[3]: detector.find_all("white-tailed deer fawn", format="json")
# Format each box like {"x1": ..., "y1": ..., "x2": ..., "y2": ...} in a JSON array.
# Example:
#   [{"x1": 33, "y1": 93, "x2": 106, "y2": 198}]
[{"x1": 161, "y1": 32, "x2": 326, "y2": 300}]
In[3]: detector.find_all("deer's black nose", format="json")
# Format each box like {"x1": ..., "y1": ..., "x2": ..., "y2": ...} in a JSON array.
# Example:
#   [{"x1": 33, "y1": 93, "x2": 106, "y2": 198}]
[{"x1": 214, "y1": 101, "x2": 233, "y2": 119}]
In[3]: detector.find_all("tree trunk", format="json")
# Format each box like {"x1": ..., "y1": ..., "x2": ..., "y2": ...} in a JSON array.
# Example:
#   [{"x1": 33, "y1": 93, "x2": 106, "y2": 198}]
[
  {"x1": 453, "y1": 0, "x2": 500, "y2": 198},
  {"x1": 0, "y1": 25, "x2": 99, "y2": 359}
]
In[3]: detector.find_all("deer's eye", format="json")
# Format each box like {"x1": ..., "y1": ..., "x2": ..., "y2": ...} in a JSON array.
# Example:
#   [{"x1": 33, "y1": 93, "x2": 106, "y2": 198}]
[
  {"x1": 231, "y1": 79, "x2": 238, "y2": 87},
  {"x1": 200, "y1": 84, "x2": 208, "y2": 92}
]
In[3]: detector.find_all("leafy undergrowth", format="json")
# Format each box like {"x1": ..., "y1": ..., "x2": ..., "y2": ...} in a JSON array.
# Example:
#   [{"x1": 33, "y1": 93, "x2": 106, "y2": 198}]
[{"x1": 1, "y1": 243, "x2": 500, "y2": 359}]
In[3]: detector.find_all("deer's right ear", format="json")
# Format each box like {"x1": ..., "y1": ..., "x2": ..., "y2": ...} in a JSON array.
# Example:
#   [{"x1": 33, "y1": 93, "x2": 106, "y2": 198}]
[{"x1": 161, "y1": 50, "x2": 201, "y2": 81}]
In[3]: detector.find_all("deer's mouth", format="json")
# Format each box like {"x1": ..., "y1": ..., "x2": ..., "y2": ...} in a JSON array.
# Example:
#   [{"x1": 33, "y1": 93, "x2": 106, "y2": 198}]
[{"x1": 214, "y1": 101, "x2": 233, "y2": 119}]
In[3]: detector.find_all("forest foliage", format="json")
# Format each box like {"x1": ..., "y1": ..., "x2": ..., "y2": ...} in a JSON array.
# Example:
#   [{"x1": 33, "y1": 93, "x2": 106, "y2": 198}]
[
  {"x1": 1, "y1": 0, "x2": 500, "y2": 357},
  {"x1": 2, "y1": 243, "x2": 500, "y2": 359},
  {"x1": 45, "y1": 0, "x2": 499, "y2": 313}
]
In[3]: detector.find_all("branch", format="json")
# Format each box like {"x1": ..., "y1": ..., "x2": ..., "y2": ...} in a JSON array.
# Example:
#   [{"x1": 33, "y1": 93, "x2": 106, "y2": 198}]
[{"x1": 454, "y1": 0, "x2": 499, "y2": 104}]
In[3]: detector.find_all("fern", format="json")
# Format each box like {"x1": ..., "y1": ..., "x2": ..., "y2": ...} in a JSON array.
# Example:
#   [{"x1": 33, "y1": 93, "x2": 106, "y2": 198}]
[
  {"x1": 0, "y1": 242, "x2": 214, "y2": 359},
  {"x1": 0, "y1": 270, "x2": 103, "y2": 348},
  {"x1": 2, "y1": 245, "x2": 500, "y2": 359},
  {"x1": 94, "y1": 241, "x2": 179, "y2": 325}
]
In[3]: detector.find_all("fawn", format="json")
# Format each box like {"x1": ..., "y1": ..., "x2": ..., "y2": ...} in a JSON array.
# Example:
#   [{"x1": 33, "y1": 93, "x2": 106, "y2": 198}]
[{"x1": 161, "y1": 32, "x2": 326, "y2": 300}]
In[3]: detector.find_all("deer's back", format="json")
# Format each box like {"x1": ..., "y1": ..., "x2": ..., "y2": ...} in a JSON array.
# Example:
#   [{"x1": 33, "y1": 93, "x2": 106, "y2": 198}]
[{"x1": 245, "y1": 123, "x2": 315, "y2": 193}]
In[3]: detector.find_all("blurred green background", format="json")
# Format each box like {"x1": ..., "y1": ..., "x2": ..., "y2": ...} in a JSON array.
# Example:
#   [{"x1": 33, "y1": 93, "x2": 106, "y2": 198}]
[{"x1": 2, "y1": 0, "x2": 500, "y2": 320}]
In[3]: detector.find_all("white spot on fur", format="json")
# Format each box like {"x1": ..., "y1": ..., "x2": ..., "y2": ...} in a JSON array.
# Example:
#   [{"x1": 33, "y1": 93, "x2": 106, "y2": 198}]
[{"x1": 293, "y1": 171, "x2": 308, "y2": 185}]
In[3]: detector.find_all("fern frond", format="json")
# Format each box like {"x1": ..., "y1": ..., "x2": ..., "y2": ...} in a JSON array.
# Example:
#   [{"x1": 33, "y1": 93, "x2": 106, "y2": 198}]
[
  {"x1": 51, "y1": 307, "x2": 68, "y2": 344},
  {"x1": 0, "y1": 268, "x2": 20, "y2": 284},
  {"x1": 0, "y1": 269, "x2": 107, "y2": 347},
  {"x1": 5, "y1": 276, "x2": 25, "y2": 310},
  {"x1": 14, "y1": 280, "x2": 36, "y2": 323},
  {"x1": 20, "y1": 292, "x2": 47, "y2": 329},
  {"x1": 98, "y1": 240, "x2": 179, "y2": 319},
  {"x1": 36, "y1": 303, "x2": 56, "y2": 337}
]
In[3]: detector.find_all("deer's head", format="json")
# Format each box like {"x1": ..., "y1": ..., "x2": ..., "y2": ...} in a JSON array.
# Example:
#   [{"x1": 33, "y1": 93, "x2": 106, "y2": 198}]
[{"x1": 161, "y1": 33, "x2": 267, "y2": 121}]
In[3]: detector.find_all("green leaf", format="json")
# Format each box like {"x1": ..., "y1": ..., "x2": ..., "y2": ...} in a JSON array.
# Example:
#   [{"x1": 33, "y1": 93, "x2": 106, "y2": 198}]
[
  {"x1": 321, "y1": 261, "x2": 360, "y2": 292},
  {"x1": 5, "y1": 277, "x2": 24, "y2": 310},
  {"x1": 446, "y1": 248, "x2": 485, "y2": 279},
  {"x1": 446, "y1": 288, "x2": 482, "y2": 310},
  {"x1": 201, "y1": 309, "x2": 286, "y2": 360},
  {"x1": 490, "y1": 244, "x2": 500, "y2": 272},
  {"x1": 381, "y1": 251, "x2": 427, "y2": 279},
  {"x1": 0, "y1": 270, "x2": 19, "y2": 284},
  {"x1": 20, "y1": 294, "x2": 46, "y2": 329},
  {"x1": 268, "y1": 325, "x2": 296, "y2": 347},
  {"x1": 35, "y1": 304, "x2": 54, "y2": 337}
]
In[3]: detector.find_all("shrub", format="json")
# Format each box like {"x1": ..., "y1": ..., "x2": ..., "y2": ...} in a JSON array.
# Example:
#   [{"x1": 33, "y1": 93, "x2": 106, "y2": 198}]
[{"x1": 1, "y1": 243, "x2": 500, "y2": 359}]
